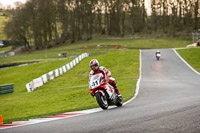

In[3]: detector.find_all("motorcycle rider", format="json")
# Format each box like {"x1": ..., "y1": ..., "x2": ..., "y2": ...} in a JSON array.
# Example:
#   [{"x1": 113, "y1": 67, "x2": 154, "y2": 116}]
[
  {"x1": 89, "y1": 59, "x2": 121, "y2": 97},
  {"x1": 155, "y1": 50, "x2": 161, "y2": 55}
]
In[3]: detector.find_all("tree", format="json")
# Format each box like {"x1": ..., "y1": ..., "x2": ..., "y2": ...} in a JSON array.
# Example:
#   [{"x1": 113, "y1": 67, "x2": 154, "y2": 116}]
[
  {"x1": 4, "y1": 6, "x2": 31, "y2": 50},
  {"x1": 57, "y1": 0, "x2": 69, "y2": 42},
  {"x1": 194, "y1": 0, "x2": 199, "y2": 29},
  {"x1": 4, "y1": 0, "x2": 200, "y2": 49}
]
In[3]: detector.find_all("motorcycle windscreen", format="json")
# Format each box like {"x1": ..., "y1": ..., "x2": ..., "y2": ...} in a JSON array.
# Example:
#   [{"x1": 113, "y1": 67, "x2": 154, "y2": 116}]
[{"x1": 89, "y1": 73, "x2": 103, "y2": 89}]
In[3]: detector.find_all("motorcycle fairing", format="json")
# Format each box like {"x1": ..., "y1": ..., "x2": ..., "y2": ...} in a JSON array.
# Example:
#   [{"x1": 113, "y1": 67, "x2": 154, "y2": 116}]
[
  {"x1": 90, "y1": 84, "x2": 107, "y2": 96},
  {"x1": 95, "y1": 90, "x2": 105, "y2": 96}
]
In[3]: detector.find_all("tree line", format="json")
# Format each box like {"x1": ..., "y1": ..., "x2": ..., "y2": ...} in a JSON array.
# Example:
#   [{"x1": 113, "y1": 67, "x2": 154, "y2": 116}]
[{"x1": 3, "y1": 0, "x2": 200, "y2": 50}]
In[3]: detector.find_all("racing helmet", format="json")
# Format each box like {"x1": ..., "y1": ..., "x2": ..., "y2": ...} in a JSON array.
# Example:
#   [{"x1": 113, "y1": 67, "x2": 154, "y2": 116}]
[{"x1": 89, "y1": 59, "x2": 99, "y2": 71}]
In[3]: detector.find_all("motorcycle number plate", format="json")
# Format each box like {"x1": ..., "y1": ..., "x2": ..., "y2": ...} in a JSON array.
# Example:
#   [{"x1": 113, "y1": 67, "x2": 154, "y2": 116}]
[{"x1": 90, "y1": 80, "x2": 100, "y2": 89}]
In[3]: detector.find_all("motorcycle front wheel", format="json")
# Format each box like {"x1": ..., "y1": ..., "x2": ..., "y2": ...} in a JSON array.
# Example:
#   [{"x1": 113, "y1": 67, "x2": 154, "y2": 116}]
[{"x1": 96, "y1": 92, "x2": 108, "y2": 110}]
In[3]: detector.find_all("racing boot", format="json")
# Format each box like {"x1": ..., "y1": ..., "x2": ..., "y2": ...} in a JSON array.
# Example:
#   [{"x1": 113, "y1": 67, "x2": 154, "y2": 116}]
[{"x1": 114, "y1": 87, "x2": 122, "y2": 102}]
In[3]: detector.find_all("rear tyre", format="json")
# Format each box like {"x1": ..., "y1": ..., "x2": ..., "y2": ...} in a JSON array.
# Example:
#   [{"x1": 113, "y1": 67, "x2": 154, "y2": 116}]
[{"x1": 96, "y1": 92, "x2": 108, "y2": 110}]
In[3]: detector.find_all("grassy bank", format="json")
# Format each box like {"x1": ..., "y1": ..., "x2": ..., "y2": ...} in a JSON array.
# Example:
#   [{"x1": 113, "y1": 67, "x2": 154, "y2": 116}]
[
  {"x1": 177, "y1": 47, "x2": 200, "y2": 72},
  {"x1": 0, "y1": 37, "x2": 191, "y2": 67},
  {"x1": 0, "y1": 50, "x2": 139, "y2": 123}
]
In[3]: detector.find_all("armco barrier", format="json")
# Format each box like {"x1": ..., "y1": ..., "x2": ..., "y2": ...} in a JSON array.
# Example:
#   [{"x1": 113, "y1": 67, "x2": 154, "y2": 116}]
[
  {"x1": 0, "y1": 83, "x2": 14, "y2": 95},
  {"x1": 49, "y1": 71, "x2": 55, "y2": 80},
  {"x1": 26, "y1": 53, "x2": 89, "y2": 92},
  {"x1": 42, "y1": 74, "x2": 48, "y2": 83},
  {"x1": 54, "y1": 69, "x2": 59, "y2": 77},
  {"x1": 62, "y1": 66, "x2": 67, "y2": 73},
  {"x1": 66, "y1": 63, "x2": 70, "y2": 70},
  {"x1": 59, "y1": 67, "x2": 63, "y2": 75}
]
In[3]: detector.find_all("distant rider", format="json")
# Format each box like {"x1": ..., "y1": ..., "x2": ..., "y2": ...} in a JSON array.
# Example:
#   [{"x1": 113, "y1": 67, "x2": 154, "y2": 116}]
[
  {"x1": 89, "y1": 59, "x2": 121, "y2": 97},
  {"x1": 155, "y1": 50, "x2": 161, "y2": 55}
]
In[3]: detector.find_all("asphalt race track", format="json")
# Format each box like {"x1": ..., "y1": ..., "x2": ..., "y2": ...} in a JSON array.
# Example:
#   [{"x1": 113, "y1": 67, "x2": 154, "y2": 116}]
[{"x1": 2, "y1": 49, "x2": 200, "y2": 133}]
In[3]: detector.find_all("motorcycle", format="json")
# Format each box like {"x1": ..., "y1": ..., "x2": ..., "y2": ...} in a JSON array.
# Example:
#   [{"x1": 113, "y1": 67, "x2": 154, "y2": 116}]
[
  {"x1": 89, "y1": 73, "x2": 123, "y2": 110},
  {"x1": 156, "y1": 53, "x2": 161, "y2": 60}
]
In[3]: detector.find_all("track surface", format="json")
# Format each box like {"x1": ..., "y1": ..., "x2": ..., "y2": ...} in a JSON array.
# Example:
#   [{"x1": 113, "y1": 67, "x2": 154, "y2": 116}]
[{"x1": 2, "y1": 49, "x2": 200, "y2": 133}]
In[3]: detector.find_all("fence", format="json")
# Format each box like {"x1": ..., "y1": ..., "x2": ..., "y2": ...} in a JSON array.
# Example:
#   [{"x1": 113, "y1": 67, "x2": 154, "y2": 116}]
[
  {"x1": 0, "y1": 84, "x2": 14, "y2": 95},
  {"x1": 26, "y1": 53, "x2": 89, "y2": 92}
]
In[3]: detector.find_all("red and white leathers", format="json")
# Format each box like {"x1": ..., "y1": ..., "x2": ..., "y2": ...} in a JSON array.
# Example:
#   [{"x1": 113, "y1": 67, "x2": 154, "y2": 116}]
[{"x1": 89, "y1": 66, "x2": 120, "y2": 95}]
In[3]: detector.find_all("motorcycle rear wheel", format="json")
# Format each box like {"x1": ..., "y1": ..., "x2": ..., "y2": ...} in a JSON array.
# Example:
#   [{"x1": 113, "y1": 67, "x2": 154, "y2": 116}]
[{"x1": 96, "y1": 92, "x2": 108, "y2": 110}]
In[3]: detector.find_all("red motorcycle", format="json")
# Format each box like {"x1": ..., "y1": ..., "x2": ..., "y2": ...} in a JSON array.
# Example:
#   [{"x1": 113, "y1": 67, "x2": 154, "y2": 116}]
[{"x1": 89, "y1": 73, "x2": 123, "y2": 110}]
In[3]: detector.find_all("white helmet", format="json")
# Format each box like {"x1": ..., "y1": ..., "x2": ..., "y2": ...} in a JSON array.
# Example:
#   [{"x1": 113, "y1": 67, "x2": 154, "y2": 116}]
[{"x1": 89, "y1": 59, "x2": 99, "y2": 71}]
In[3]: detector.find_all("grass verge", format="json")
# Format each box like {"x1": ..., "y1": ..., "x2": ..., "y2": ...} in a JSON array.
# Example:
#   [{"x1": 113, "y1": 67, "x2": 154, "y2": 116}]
[{"x1": 176, "y1": 47, "x2": 200, "y2": 72}]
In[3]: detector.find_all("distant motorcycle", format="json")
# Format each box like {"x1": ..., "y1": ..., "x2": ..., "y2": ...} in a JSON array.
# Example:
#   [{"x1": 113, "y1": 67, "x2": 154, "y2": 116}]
[
  {"x1": 89, "y1": 73, "x2": 123, "y2": 110},
  {"x1": 155, "y1": 50, "x2": 161, "y2": 60},
  {"x1": 156, "y1": 53, "x2": 161, "y2": 60}
]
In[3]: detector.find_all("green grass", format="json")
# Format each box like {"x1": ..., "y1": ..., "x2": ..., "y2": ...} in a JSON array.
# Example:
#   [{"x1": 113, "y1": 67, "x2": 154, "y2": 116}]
[
  {"x1": 0, "y1": 58, "x2": 74, "y2": 93},
  {"x1": 83, "y1": 37, "x2": 191, "y2": 49},
  {"x1": 0, "y1": 37, "x2": 191, "y2": 67},
  {"x1": 177, "y1": 47, "x2": 200, "y2": 72},
  {"x1": 0, "y1": 50, "x2": 139, "y2": 123},
  {"x1": 0, "y1": 46, "x2": 12, "y2": 52}
]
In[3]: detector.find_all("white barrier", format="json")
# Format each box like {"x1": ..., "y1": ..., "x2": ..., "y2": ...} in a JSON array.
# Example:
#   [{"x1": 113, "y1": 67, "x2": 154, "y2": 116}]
[
  {"x1": 66, "y1": 63, "x2": 70, "y2": 70},
  {"x1": 59, "y1": 67, "x2": 63, "y2": 75},
  {"x1": 26, "y1": 82, "x2": 32, "y2": 92},
  {"x1": 187, "y1": 43, "x2": 197, "y2": 47},
  {"x1": 55, "y1": 69, "x2": 59, "y2": 77},
  {"x1": 26, "y1": 77, "x2": 43, "y2": 92},
  {"x1": 70, "y1": 62, "x2": 73, "y2": 68},
  {"x1": 26, "y1": 53, "x2": 89, "y2": 92},
  {"x1": 73, "y1": 60, "x2": 76, "y2": 66},
  {"x1": 78, "y1": 55, "x2": 82, "y2": 61},
  {"x1": 42, "y1": 74, "x2": 48, "y2": 83},
  {"x1": 76, "y1": 57, "x2": 79, "y2": 64},
  {"x1": 62, "y1": 66, "x2": 67, "y2": 73},
  {"x1": 49, "y1": 71, "x2": 55, "y2": 80},
  {"x1": 33, "y1": 77, "x2": 43, "y2": 89}
]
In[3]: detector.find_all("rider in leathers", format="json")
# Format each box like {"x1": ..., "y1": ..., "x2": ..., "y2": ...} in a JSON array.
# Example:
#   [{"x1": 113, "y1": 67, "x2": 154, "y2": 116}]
[
  {"x1": 89, "y1": 59, "x2": 121, "y2": 97},
  {"x1": 155, "y1": 50, "x2": 161, "y2": 56}
]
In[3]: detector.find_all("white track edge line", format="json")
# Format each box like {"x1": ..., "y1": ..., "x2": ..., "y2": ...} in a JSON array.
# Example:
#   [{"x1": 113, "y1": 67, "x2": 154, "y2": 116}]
[
  {"x1": 173, "y1": 49, "x2": 200, "y2": 76},
  {"x1": 124, "y1": 49, "x2": 142, "y2": 105}
]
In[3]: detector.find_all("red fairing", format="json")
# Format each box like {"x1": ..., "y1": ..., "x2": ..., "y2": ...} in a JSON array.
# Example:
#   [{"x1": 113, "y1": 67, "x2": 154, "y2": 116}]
[
  {"x1": 96, "y1": 90, "x2": 105, "y2": 96},
  {"x1": 89, "y1": 83, "x2": 107, "y2": 96}
]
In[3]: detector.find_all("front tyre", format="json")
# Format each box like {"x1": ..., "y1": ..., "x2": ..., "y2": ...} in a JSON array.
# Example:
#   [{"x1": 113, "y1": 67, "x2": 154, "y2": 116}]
[{"x1": 96, "y1": 92, "x2": 108, "y2": 110}]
